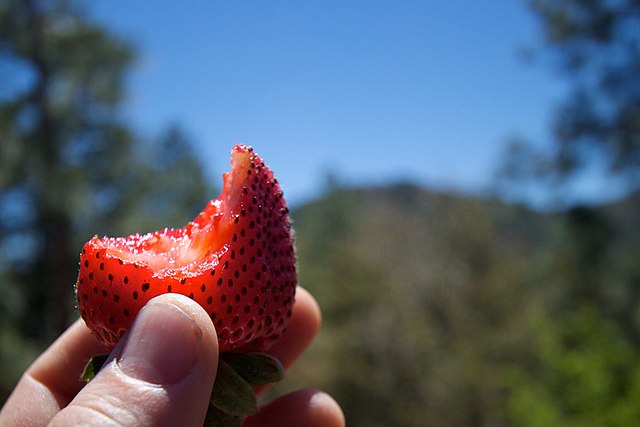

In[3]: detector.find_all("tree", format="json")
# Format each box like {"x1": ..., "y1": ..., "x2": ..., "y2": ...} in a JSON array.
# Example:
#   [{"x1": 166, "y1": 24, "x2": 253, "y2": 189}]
[
  {"x1": 494, "y1": 4, "x2": 640, "y2": 424},
  {"x1": 532, "y1": 0, "x2": 640, "y2": 189},
  {"x1": 505, "y1": 307, "x2": 640, "y2": 427},
  {"x1": 0, "y1": 0, "x2": 211, "y2": 400}
]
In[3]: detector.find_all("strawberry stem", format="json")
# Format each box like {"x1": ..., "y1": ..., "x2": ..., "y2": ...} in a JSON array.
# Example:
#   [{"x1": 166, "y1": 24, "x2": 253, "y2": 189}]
[{"x1": 205, "y1": 353, "x2": 284, "y2": 426}]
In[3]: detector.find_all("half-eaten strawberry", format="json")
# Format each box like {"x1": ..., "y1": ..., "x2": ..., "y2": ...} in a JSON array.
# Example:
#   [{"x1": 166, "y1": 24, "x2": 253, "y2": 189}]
[{"x1": 75, "y1": 144, "x2": 297, "y2": 353}]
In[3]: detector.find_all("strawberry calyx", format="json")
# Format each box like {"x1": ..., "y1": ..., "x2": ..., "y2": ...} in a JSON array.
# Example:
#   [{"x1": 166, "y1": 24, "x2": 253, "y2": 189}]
[{"x1": 82, "y1": 351, "x2": 284, "y2": 427}]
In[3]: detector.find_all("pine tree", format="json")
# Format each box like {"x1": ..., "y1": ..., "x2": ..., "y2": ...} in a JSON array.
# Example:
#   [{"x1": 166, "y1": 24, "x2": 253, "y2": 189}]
[{"x1": 0, "y1": 0, "x2": 211, "y2": 400}]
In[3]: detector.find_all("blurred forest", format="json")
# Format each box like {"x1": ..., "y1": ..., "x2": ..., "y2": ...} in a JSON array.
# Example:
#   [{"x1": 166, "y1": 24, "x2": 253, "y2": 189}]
[{"x1": 1, "y1": 0, "x2": 639, "y2": 426}]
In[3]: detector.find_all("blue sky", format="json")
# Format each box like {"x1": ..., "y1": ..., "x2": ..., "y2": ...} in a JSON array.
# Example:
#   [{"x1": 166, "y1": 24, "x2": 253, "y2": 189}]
[{"x1": 90, "y1": 1, "x2": 568, "y2": 207}]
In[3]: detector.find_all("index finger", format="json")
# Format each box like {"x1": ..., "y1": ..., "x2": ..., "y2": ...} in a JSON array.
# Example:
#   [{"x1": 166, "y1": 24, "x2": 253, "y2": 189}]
[{"x1": 266, "y1": 286, "x2": 322, "y2": 372}]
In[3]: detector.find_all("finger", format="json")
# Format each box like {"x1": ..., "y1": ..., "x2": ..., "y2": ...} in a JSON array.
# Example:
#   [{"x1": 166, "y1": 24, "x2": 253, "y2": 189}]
[
  {"x1": 49, "y1": 294, "x2": 218, "y2": 427},
  {"x1": 252, "y1": 287, "x2": 321, "y2": 396},
  {"x1": 0, "y1": 318, "x2": 111, "y2": 426},
  {"x1": 267, "y1": 286, "x2": 321, "y2": 372},
  {"x1": 244, "y1": 389, "x2": 345, "y2": 427}
]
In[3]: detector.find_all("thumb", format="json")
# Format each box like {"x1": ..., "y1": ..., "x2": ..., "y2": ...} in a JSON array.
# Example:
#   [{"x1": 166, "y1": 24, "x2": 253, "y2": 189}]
[{"x1": 50, "y1": 294, "x2": 219, "y2": 427}]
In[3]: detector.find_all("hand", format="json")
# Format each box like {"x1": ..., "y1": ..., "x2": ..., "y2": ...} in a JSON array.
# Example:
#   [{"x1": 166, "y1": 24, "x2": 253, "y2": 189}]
[{"x1": 0, "y1": 287, "x2": 344, "y2": 427}]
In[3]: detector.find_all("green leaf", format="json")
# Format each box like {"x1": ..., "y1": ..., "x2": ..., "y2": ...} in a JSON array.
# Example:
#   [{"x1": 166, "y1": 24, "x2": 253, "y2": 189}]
[
  {"x1": 82, "y1": 354, "x2": 109, "y2": 382},
  {"x1": 211, "y1": 359, "x2": 259, "y2": 416},
  {"x1": 204, "y1": 402, "x2": 243, "y2": 427},
  {"x1": 220, "y1": 352, "x2": 285, "y2": 385}
]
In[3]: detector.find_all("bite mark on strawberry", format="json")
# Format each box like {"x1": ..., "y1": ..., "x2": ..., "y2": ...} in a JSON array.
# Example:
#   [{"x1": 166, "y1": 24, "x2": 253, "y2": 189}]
[{"x1": 75, "y1": 144, "x2": 297, "y2": 352}]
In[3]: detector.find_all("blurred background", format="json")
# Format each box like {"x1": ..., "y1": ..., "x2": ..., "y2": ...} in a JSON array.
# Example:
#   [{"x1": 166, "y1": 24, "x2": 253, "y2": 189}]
[{"x1": 1, "y1": 0, "x2": 639, "y2": 425}]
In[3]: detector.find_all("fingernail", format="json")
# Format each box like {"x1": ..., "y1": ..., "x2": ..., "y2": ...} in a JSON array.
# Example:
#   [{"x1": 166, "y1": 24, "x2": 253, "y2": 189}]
[{"x1": 118, "y1": 303, "x2": 202, "y2": 384}]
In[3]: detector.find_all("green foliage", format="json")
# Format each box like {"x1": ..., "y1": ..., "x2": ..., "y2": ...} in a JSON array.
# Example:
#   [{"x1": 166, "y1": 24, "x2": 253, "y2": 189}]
[
  {"x1": 506, "y1": 307, "x2": 640, "y2": 427},
  {"x1": 266, "y1": 183, "x2": 640, "y2": 426}
]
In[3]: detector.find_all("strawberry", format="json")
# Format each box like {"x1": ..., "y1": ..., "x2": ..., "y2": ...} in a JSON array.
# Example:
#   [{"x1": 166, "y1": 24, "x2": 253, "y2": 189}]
[{"x1": 75, "y1": 144, "x2": 296, "y2": 353}]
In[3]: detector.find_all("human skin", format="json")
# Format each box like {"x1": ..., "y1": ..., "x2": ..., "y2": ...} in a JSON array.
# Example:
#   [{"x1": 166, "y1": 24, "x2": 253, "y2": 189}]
[{"x1": 0, "y1": 287, "x2": 344, "y2": 427}]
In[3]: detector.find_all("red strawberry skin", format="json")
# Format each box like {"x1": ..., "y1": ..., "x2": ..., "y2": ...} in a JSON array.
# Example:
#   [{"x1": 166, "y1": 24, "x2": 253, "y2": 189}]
[{"x1": 75, "y1": 145, "x2": 296, "y2": 352}]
